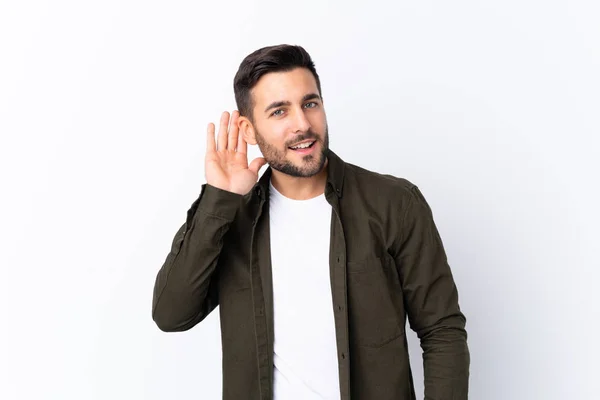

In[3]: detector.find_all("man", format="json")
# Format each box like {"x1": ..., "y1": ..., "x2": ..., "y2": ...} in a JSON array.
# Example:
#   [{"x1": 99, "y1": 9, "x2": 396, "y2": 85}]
[{"x1": 152, "y1": 44, "x2": 470, "y2": 400}]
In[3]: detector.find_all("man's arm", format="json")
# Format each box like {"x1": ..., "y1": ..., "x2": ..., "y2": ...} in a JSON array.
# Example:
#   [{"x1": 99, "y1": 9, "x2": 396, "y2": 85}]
[
  {"x1": 393, "y1": 185, "x2": 470, "y2": 399},
  {"x1": 152, "y1": 110, "x2": 266, "y2": 332},
  {"x1": 152, "y1": 184, "x2": 242, "y2": 332}
]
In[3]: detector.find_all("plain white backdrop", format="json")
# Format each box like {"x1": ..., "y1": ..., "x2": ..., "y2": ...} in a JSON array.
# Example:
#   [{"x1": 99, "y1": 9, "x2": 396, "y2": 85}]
[{"x1": 1, "y1": 0, "x2": 599, "y2": 399}]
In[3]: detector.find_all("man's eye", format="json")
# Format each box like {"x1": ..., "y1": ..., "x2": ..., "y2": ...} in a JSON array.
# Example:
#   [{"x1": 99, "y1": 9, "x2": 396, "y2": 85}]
[
  {"x1": 304, "y1": 102, "x2": 317, "y2": 108},
  {"x1": 272, "y1": 109, "x2": 284, "y2": 117}
]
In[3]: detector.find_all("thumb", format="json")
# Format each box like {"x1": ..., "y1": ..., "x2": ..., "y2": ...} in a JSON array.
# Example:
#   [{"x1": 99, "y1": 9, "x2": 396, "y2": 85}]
[{"x1": 248, "y1": 157, "x2": 267, "y2": 175}]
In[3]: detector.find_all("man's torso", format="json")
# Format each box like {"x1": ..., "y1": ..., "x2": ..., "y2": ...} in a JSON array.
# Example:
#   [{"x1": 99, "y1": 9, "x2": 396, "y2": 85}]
[{"x1": 215, "y1": 151, "x2": 416, "y2": 400}]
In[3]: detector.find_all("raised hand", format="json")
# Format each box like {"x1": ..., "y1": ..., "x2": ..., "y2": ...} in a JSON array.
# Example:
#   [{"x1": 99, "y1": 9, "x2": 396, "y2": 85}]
[{"x1": 205, "y1": 111, "x2": 267, "y2": 195}]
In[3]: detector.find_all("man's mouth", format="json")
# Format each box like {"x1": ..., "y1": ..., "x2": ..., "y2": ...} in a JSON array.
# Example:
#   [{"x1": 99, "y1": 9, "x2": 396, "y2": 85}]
[{"x1": 289, "y1": 140, "x2": 316, "y2": 150}]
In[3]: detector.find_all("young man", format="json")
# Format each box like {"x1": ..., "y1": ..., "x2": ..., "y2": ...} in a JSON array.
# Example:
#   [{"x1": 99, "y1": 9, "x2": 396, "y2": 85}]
[{"x1": 152, "y1": 44, "x2": 470, "y2": 400}]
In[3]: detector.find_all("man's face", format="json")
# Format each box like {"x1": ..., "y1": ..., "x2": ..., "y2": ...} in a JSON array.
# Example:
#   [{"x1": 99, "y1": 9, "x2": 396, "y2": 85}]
[{"x1": 245, "y1": 68, "x2": 329, "y2": 178}]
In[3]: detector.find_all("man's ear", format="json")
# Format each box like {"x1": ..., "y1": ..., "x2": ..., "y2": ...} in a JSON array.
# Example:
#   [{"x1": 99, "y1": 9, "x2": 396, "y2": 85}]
[{"x1": 238, "y1": 116, "x2": 257, "y2": 145}]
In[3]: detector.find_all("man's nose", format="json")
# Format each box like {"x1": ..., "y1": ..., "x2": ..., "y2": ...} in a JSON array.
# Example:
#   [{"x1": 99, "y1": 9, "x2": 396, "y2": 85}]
[{"x1": 292, "y1": 107, "x2": 312, "y2": 133}]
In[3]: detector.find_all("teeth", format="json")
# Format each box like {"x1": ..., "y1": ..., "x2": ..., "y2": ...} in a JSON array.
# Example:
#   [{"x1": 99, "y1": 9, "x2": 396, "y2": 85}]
[{"x1": 291, "y1": 141, "x2": 313, "y2": 149}]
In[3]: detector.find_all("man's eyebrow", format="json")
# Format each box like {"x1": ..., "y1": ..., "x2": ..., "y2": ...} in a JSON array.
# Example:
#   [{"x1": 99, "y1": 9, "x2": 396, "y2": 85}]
[
  {"x1": 302, "y1": 93, "x2": 321, "y2": 102},
  {"x1": 264, "y1": 100, "x2": 291, "y2": 113},
  {"x1": 264, "y1": 93, "x2": 322, "y2": 113}
]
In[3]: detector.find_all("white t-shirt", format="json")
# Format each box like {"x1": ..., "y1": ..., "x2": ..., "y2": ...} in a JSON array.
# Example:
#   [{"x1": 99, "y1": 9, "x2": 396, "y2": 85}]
[{"x1": 269, "y1": 180, "x2": 341, "y2": 400}]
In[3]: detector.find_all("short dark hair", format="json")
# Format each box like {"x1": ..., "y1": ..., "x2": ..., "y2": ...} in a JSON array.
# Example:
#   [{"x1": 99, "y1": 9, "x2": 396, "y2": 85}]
[{"x1": 233, "y1": 44, "x2": 322, "y2": 121}]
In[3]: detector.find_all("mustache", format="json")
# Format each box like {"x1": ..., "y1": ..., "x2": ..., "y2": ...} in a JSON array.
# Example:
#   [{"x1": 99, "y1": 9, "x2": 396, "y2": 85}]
[{"x1": 285, "y1": 130, "x2": 320, "y2": 147}]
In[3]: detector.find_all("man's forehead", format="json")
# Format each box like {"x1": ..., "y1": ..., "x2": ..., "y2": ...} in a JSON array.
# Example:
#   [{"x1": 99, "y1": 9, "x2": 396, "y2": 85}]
[{"x1": 252, "y1": 69, "x2": 318, "y2": 103}]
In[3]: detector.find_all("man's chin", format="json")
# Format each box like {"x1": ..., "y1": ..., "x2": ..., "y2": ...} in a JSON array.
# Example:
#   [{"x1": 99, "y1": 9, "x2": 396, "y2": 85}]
[
  {"x1": 291, "y1": 156, "x2": 327, "y2": 177},
  {"x1": 269, "y1": 157, "x2": 325, "y2": 178}
]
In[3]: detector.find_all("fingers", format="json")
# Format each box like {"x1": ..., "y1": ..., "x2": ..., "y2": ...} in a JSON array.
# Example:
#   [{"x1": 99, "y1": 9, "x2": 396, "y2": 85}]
[
  {"x1": 248, "y1": 157, "x2": 267, "y2": 175},
  {"x1": 206, "y1": 123, "x2": 216, "y2": 152},
  {"x1": 237, "y1": 121, "x2": 247, "y2": 155},
  {"x1": 217, "y1": 111, "x2": 229, "y2": 151},
  {"x1": 228, "y1": 110, "x2": 240, "y2": 151},
  {"x1": 214, "y1": 111, "x2": 243, "y2": 151}
]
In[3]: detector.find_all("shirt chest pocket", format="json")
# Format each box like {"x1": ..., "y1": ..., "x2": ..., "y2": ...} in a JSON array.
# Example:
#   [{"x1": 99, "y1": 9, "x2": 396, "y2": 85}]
[{"x1": 346, "y1": 255, "x2": 404, "y2": 348}]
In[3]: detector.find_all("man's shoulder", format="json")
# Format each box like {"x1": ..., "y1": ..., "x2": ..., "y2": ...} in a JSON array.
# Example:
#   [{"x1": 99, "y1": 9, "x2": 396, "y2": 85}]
[
  {"x1": 341, "y1": 161, "x2": 433, "y2": 222},
  {"x1": 344, "y1": 161, "x2": 418, "y2": 198}
]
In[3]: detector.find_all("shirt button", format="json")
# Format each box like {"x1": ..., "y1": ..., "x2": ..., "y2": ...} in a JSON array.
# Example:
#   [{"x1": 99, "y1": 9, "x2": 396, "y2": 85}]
[{"x1": 341, "y1": 353, "x2": 346, "y2": 359}]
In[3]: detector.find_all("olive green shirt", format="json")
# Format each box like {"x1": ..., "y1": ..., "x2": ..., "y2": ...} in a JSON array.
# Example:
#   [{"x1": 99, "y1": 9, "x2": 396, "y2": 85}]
[{"x1": 152, "y1": 149, "x2": 470, "y2": 399}]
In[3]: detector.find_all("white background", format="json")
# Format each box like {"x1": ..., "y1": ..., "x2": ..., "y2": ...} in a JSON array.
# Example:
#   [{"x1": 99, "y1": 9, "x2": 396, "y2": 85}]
[{"x1": 1, "y1": 0, "x2": 599, "y2": 399}]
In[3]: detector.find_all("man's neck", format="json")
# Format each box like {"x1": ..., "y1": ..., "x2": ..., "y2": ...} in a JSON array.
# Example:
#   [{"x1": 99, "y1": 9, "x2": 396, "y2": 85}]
[{"x1": 270, "y1": 160, "x2": 328, "y2": 200}]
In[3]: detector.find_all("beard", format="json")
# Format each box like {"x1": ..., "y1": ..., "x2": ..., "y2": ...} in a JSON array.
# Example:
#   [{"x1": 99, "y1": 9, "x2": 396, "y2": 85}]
[{"x1": 255, "y1": 125, "x2": 329, "y2": 178}]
